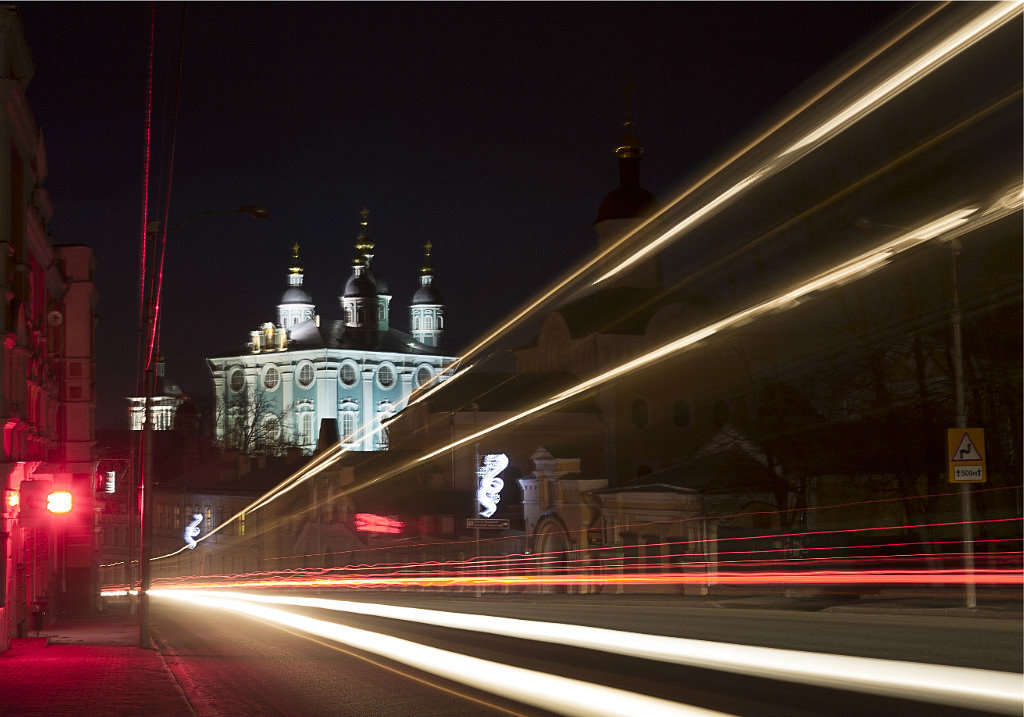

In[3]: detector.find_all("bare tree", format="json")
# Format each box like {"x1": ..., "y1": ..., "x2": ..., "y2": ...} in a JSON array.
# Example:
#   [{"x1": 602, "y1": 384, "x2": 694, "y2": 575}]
[{"x1": 220, "y1": 383, "x2": 302, "y2": 456}]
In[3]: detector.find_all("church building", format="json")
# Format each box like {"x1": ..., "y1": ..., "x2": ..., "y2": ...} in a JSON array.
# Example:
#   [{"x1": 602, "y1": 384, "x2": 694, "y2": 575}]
[{"x1": 207, "y1": 210, "x2": 457, "y2": 454}]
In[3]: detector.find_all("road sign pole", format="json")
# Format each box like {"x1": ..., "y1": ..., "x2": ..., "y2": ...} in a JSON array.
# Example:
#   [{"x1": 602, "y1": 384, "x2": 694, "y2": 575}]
[{"x1": 949, "y1": 238, "x2": 976, "y2": 609}]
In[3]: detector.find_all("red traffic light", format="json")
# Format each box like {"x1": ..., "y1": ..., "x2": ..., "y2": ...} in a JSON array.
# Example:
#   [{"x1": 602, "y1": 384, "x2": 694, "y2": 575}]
[{"x1": 46, "y1": 490, "x2": 74, "y2": 514}]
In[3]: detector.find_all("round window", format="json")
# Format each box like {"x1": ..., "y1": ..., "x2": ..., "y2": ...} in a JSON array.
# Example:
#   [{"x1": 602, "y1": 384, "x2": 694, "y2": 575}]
[
  {"x1": 339, "y1": 362, "x2": 358, "y2": 387},
  {"x1": 263, "y1": 366, "x2": 280, "y2": 391},
  {"x1": 297, "y1": 362, "x2": 315, "y2": 388},
  {"x1": 229, "y1": 368, "x2": 245, "y2": 393},
  {"x1": 377, "y1": 364, "x2": 395, "y2": 389},
  {"x1": 416, "y1": 365, "x2": 433, "y2": 388}
]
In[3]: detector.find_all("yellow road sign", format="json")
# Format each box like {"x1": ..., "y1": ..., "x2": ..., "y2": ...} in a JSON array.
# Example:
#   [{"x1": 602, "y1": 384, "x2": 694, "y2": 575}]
[{"x1": 947, "y1": 427, "x2": 986, "y2": 483}]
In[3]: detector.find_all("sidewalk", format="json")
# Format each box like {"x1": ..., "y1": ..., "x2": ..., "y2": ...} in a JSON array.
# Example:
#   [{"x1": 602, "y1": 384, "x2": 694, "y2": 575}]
[{"x1": 0, "y1": 604, "x2": 194, "y2": 717}]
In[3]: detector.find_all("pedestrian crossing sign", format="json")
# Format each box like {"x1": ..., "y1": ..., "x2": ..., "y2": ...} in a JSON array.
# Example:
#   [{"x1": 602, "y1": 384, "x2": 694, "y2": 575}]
[{"x1": 947, "y1": 427, "x2": 986, "y2": 483}]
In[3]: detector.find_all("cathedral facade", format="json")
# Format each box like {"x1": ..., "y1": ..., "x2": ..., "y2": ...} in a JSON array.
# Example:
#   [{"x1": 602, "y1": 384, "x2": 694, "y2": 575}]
[{"x1": 207, "y1": 210, "x2": 457, "y2": 454}]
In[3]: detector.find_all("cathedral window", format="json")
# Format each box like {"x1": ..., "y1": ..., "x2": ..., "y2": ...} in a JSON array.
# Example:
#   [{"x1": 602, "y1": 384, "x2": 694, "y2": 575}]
[
  {"x1": 341, "y1": 411, "x2": 357, "y2": 441},
  {"x1": 300, "y1": 413, "x2": 313, "y2": 444},
  {"x1": 424, "y1": 314, "x2": 433, "y2": 330},
  {"x1": 261, "y1": 413, "x2": 281, "y2": 441},
  {"x1": 339, "y1": 361, "x2": 358, "y2": 387},
  {"x1": 416, "y1": 365, "x2": 432, "y2": 388},
  {"x1": 229, "y1": 368, "x2": 245, "y2": 393},
  {"x1": 376, "y1": 363, "x2": 396, "y2": 389},
  {"x1": 263, "y1": 365, "x2": 280, "y2": 391},
  {"x1": 297, "y1": 361, "x2": 315, "y2": 388}
]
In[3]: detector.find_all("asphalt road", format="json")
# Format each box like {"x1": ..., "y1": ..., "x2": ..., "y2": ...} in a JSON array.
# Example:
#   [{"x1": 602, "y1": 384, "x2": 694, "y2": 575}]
[{"x1": 151, "y1": 592, "x2": 1022, "y2": 717}]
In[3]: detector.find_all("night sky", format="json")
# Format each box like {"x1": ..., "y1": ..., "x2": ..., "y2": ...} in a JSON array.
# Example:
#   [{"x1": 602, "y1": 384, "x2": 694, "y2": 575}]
[{"x1": 18, "y1": 2, "x2": 908, "y2": 428}]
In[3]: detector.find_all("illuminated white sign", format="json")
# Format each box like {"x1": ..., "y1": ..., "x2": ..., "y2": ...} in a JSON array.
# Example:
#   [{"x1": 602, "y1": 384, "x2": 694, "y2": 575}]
[
  {"x1": 104, "y1": 471, "x2": 116, "y2": 494},
  {"x1": 184, "y1": 513, "x2": 203, "y2": 549},
  {"x1": 476, "y1": 453, "x2": 508, "y2": 518}
]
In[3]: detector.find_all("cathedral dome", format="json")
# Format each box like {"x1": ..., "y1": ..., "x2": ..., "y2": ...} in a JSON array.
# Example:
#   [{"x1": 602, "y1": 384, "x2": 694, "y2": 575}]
[
  {"x1": 280, "y1": 286, "x2": 313, "y2": 304},
  {"x1": 344, "y1": 272, "x2": 377, "y2": 298},
  {"x1": 412, "y1": 283, "x2": 444, "y2": 305},
  {"x1": 596, "y1": 183, "x2": 657, "y2": 223},
  {"x1": 595, "y1": 93, "x2": 656, "y2": 224},
  {"x1": 367, "y1": 269, "x2": 389, "y2": 295}
]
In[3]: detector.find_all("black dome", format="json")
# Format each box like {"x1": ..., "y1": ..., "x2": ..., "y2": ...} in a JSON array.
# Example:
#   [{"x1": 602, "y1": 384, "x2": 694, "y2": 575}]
[
  {"x1": 595, "y1": 184, "x2": 657, "y2": 224},
  {"x1": 344, "y1": 273, "x2": 377, "y2": 298},
  {"x1": 412, "y1": 284, "x2": 444, "y2": 305},
  {"x1": 280, "y1": 286, "x2": 313, "y2": 304}
]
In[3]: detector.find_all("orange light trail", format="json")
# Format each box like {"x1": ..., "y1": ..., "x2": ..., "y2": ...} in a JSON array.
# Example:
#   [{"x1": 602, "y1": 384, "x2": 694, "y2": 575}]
[{"x1": 147, "y1": 568, "x2": 1021, "y2": 593}]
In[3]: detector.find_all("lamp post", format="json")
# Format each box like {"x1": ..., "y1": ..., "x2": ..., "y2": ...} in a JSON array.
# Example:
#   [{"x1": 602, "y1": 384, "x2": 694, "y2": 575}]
[
  {"x1": 855, "y1": 217, "x2": 977, "y2": 609},
  {"x1": 946, "y1": 237, "x2": 976, "y2": 609},
  {"x1": 137, "y1": 205, "x2": 269, "y2": 648}
]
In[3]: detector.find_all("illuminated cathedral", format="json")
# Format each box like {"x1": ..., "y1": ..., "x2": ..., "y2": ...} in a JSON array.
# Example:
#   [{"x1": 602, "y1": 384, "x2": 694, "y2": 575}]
[{"x1": 207, "y1": 210, "x2": 457, "y2": 454}]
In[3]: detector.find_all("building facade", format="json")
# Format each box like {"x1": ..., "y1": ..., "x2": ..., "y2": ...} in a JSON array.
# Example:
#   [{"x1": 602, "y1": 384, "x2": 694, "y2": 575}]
[
  {"x1": 1, "y1": 7, "x2": 99, "y2": 647},
  {"x1": 207, "y1": 211, "x2": 458, "y2": 455}
]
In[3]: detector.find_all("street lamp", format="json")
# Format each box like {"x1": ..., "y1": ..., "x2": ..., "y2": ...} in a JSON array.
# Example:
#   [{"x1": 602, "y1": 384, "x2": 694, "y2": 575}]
[
  {"x1": 137, "y1": 204, "x2": 269, "y2": 648},
  {"x1": 855, "y1": 216, "x2": 977, "y2": 608}
]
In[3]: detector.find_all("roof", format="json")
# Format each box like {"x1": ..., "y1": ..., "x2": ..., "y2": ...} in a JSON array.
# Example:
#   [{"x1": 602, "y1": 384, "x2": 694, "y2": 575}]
[
  {"x1": 209, "y1": 319, "x2": 446, "y2": 358},
  {"x1": 280, "y1": 286, "x2": 313, "y2": 305},
  {"x1": 613, "y1": 446, "x2": 782, "y2": 495},
  {"x1": 412, "y1": 282, "x2": 444, "y2": 305},
  {"x1": 596, "y1": 182, "x2": 657, "y2": 223}
]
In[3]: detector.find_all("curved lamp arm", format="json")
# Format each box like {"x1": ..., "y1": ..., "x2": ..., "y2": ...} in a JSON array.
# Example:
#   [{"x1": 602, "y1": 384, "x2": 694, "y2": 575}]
[{"x1": 146, "y1": 204, "x2": 270, "y2": 236}]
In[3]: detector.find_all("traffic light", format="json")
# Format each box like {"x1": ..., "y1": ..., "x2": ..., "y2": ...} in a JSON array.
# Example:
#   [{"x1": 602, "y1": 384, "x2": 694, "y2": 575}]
[
  {"x1": 18, "y1": 481, "x2": 75, "y2": 526},
  {"x1": 47, "y1": 491, "x2": 74, "y2": 514}
]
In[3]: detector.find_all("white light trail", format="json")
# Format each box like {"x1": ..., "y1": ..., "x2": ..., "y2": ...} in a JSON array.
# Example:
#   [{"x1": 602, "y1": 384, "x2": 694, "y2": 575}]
[
  {"x1": 594, "y1": 2, "x2": 1021, "y2": 285},
  {"x1": 154, "y1": 1, "x2": 1022, "y2": 548},
  {"x1": 151, "y1": 589, "x2": 737, "y2": 717},
  {"x1": 405, "y1": 206, "x2": 978, "y2": 471},
  {"x1": 174, "y1": 591, "x2": 1024, "y2": 716}
]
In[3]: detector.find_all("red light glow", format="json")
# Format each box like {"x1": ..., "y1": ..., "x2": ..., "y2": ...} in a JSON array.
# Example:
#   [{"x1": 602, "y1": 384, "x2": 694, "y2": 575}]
[
  {"x1": 46, "y1": 490, "x2": 74, "y2": 514},
  {"x1": 355, "y1": 513, "x2": 404, "y2": 534}
]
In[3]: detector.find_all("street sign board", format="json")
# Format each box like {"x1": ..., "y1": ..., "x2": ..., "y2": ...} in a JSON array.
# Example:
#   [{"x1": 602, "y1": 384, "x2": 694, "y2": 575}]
[
  {"x1": 947, "y1": 427, "x2": 986, "y2": 483},
  {"x1": 466, "y1": 518, "x2": 509, "y2": 530}
]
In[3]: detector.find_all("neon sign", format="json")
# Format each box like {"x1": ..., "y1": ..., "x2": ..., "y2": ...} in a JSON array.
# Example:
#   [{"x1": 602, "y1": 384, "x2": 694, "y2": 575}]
[
  {"x1": 476, "y1": 453, "x2": 508, "y2": 518},
  {"x1": 355, "y1": 513, "x2": 404, "y2": 534},
  {"x1": 184, "y1": 513, "x2": 203, "y2": 549}
]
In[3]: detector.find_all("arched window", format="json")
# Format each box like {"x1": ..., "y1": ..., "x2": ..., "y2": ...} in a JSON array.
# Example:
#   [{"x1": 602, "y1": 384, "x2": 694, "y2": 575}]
[
  {"x1": 424, "y1": 314, "x2": 433, "y2": 330},
  {"x1": 342, "y1": 412, "x2": 357, "y2": 441}
]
